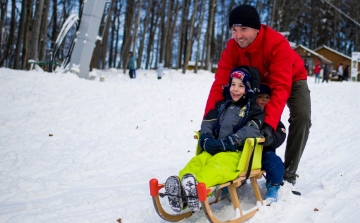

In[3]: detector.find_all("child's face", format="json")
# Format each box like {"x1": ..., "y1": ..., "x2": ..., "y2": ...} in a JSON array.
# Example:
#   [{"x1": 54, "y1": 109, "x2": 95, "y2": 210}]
[
  {"x1": 229, "y1": 78, "x2": 246, "y2": 102},
  {"x1": 256, "y1": 93, "x2": 270, "y2": 109}
]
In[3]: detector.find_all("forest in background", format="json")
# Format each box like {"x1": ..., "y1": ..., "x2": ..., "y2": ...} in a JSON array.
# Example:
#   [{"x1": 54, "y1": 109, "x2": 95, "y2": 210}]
[{"x1": 0, "y1": 0, "x2": 359, "y2": 73}]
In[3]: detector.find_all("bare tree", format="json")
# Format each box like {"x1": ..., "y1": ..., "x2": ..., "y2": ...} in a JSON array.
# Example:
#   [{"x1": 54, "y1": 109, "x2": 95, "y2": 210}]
[
  {"x1": 39, "y1": 0, "x2": 50, "y2": 62},
  {"x1": 0, "y1": 0, "x2": 15, "y2": 67},
  {"x1": 14, "y1": 0, "x2": 27, "y2": 69},
  {"x1": 182, "y1": 0, "x2": 198, "y2": 74},
  {"x1": 131, "y1": 0, "x2": 142, "y2": 65},
  {"x1": 194, "y1": 0, "x2": 206, "y2": 73},
  {"x1": 205, "y1": 0, "x2": 216, "y2": 71},
  {"x1": 29, "y1": 0, "x2": 45, "y2": 61},
  {"x1": 119, "y1": 0, "x2": 135, "y2": 72},
  {"x1": 177, "y1": 0, "x2": 188, "y2": 69},
  {"x1": 145, "y1": 0, "x2": 160, "y2": 69},
  {"x1": 137, "y1": 0, "x2": 151, "y2": 69},
  {"x1": 165, "y1": 0, "x2": 179, "y2": 68}
]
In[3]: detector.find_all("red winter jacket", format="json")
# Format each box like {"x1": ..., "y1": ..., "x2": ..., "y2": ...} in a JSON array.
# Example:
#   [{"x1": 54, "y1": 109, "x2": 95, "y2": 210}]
[
  {"x1": 313, "y1": 63, "x2": 321, "y2": 74},
  {"x1": 204, "y1": 25, "x2": 307, "y2": 131}
]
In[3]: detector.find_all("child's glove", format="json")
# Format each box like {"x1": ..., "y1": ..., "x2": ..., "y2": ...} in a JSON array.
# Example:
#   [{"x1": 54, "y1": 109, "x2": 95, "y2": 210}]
[
  {"x1": 221, "y1": 134, "x2": 239, "y2": 152},
  {"x1": 199, "y1": 133, "x2": 214, "y2": 150},
  {"x1": 261, "y1": 124, "x2": 274, "y2": 147},
  {"x1": 202, "y1": 138, "x2": 226, "y2": 155}
]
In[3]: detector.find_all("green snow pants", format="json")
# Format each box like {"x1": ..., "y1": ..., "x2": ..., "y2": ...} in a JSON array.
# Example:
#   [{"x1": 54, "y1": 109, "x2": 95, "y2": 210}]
[{"x1": 179, "y1": 151, "x2": 241, "y2": 188}]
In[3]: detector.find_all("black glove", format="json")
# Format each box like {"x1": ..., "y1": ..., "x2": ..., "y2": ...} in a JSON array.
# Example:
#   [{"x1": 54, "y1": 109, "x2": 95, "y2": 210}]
[
  {"x1": 199, "y1": 133, "x2": 214, "y2": 150},
  {"x1": 221, "y1": 134, "x2": 239, "y2": 152},
  {"x1": 261, "y1": 124, "x2": 274, "y2": 147},
  {"x1": 203, "y1": 138, "x2": 227, "y2": 155}
]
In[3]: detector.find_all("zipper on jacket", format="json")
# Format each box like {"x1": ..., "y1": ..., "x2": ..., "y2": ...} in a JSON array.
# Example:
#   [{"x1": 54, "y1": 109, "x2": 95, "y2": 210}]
[{"x1": 245, "y1": 52, "x2": 252, "y2": 66}]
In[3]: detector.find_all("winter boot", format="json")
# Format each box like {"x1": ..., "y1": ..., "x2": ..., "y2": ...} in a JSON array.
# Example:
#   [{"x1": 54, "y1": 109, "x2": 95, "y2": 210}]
[
  {"x1": 264, "y1": 182, "x2": 280, "y2": 204},
  {"x1": 165, "y1": 176, "x2": 184, "y2": 212},
  {"x1": 181, "y1": 173, "x2": 200, "y2": 211}
]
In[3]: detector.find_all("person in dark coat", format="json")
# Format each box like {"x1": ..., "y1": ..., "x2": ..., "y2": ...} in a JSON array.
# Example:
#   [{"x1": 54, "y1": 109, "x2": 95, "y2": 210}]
[
  {"x1": 343, "y1": 65, "x2": 349, "y2": 81},
  {"x1": 257, "y1": 84, "x2": 286, "y2": 204},
  {"x1": 322, "y1": 64, "x2": 329, "y2": 83}
]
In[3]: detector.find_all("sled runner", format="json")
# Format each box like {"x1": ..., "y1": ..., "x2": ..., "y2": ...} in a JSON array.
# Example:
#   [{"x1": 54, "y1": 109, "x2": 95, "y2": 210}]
[{"x1": 149, "y1": 132, "x2": 265, "y2": 223}]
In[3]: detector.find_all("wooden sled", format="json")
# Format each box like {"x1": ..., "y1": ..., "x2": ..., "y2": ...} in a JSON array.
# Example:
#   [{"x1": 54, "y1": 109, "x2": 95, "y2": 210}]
[{"x1": 149, "y1": 133, "x2": 265, "y2": 223}]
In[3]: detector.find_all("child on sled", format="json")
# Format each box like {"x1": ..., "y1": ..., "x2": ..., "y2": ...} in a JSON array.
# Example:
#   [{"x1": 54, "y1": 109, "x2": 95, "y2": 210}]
[
  {"x1": 257, "y1": 84, "x2": 286, "y2": 204},
  {"x1": 164, "y1": 67, "x2": 264, "y2": 212}
]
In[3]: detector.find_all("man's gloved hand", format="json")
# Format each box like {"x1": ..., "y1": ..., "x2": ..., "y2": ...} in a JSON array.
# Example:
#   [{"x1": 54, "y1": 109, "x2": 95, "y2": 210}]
[
  {"x1": 222, "y1": 134, "x2": 239, "y2": 152},
  {"x1": 261, "y1": 124, "x2": 274, "y2": 147}
]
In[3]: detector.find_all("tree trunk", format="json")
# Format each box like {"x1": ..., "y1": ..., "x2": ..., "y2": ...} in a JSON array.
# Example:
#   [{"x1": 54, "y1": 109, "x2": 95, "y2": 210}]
[
  {"x1": 177, "y1": 0, "x2": 188, "y2": 69},
  {"x1": 205, "y1": 0, "x2": 216, "y2": 71},
  {"x1": 29, "y1": 0, "x2": 45, "y2": 61},
  {"x1": 22, "y1": 0, "x2": 34, "y2": 70},
  {"x1": 0, "y1": 0, "x2": 15, "y2": 67},
  {"x1": 182, "y1": 0, "x2": 198, "y2": 74},
  {"x1": 165, "y1": 0, "x2": 179, "y2": 68},
  {"x1": 131, "y1": 0, "x2": 142, "y2": 68},
  {"x1": 39, "y1": 0, "x2": 50, "y2": 62},
  {"x1": 119, "y1": 0, "x2": 135, "y2": 72},
  {"x1": 50, "y1": 0, "x2": 58, "y2": 50},
  {"x1": 100, "y1": 1, "x2": 113, "y2": 69},
  {"x1": 137, "y1": 0, "x2": 152, "y2": 69},
  {"x1": 194, "y1": 0, "x2": 205, "y2": 73},
  {"x1": 145, "y1": 1, "x2": 159, "y2": 69},
  {"x1": 14, "y1": 0, "x2": 27, "y2": 69},
  {"x1": 0, "y1": 0, "x2": 9, "y2": 49}
]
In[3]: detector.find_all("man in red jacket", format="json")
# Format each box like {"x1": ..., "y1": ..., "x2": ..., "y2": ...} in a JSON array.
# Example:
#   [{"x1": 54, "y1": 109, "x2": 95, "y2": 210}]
[{"x1": 204, "y1": 5, "x2": 311, "y2": 186}]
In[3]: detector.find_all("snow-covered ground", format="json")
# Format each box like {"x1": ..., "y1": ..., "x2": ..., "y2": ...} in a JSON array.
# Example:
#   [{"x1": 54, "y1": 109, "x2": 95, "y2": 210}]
[{"x1": 1, "y1": 67, "x2": 360, "y2": 223}]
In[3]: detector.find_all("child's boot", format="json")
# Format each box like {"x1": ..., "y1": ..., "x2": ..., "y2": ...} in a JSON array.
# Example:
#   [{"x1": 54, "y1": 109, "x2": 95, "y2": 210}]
[
  {"x1": 264, "y1": 182, "x2": 280, "y2": 204},
  {"x1": 181, "y1": 173, "x2": 200, "y2": 211},
  {"x1": 165, "y1": 176, "x2": 184, "y2": 212}
]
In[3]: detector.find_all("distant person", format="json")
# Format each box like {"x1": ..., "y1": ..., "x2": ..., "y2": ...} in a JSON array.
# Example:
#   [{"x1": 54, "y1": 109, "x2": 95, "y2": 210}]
[
  {"x1": 322, "y1": 64, "x2": 329, "y2": 83},
  {"x1": 343, "y1": 65, "x2": 349, "y2": 81},
  {"x1": 313, "y1": 60, "x2": 321, "y2": 83},
  {"x1": 337, "y1": 63, "x2": 343, "y2": 82},
  {"x1": 204, "y1": 4, "x2": 311, "y2": 187},
  {"x1": 128, "y1": 52, "x2": 136, "y2": 79},
  {"x1": 304, "y1": 59, "x2": 309, "y2": 76},
  {"x1": 157, "y1": 62, "x2": 164, "y2": 80}
]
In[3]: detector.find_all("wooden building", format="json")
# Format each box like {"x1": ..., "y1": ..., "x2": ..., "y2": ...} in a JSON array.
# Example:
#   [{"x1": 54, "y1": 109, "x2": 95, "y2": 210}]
[
  {"x1": 294, "y1": 45, "x2": 333, "y2": 76},
  {"x1": 314, "y1": 45, "x2": 359, "y2": 81}
]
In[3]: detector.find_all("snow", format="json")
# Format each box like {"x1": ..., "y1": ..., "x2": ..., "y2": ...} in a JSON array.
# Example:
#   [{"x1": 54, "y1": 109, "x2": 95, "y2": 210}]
[{"x1": 1, "y1": 67, "x2": 360, "y2": 223}]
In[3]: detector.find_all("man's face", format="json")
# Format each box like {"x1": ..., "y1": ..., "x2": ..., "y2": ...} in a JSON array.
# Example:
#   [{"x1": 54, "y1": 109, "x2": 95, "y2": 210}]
[{"x1": 231, "y1": 26, "x2": 259, "y2": 48}]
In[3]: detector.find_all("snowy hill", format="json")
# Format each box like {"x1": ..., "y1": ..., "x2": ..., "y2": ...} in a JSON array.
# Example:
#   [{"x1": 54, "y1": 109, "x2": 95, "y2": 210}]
[{"x1": 1, "y1": 67, "x2": 360, "y2": 223}]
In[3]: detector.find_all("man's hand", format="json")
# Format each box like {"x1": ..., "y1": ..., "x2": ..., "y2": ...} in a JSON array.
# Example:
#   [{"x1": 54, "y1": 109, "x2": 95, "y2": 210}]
[{"x1": 261, "y1": 124, "x2": 274, "y2": 147}]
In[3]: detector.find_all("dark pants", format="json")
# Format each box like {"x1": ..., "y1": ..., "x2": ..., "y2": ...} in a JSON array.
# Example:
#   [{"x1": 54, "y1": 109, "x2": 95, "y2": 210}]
[
  {"x1": 129, "y1": 69, "x2": 135, "y2": 78},
  {"x1": 283, "y1": 80, "x2": 311, "y2": 184},
  {"x1": 262, "y1": 151, "x2": 284, "y2": 185}
]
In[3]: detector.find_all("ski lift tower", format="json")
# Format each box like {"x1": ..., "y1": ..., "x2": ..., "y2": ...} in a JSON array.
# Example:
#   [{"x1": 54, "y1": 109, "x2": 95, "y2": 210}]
[{"x1": 68, "y1": 0, "x2": 111, "y2": 79}]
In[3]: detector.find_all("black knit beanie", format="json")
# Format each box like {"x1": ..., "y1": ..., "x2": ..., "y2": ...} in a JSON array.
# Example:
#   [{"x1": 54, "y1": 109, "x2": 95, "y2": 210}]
[
  {"x1": 259, "y1": 83, "x2": 271, "y2": 96},
  {"x1": 228, "y1": 5, "x2": 260, "y2": 30}
]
